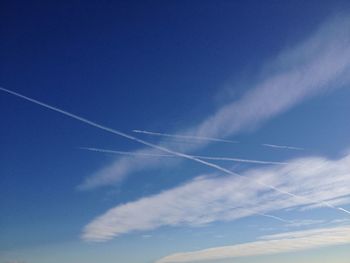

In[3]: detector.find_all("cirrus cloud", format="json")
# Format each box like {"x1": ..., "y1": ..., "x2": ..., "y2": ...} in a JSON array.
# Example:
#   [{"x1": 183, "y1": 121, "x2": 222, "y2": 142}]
[
  {"x1": 82, "y1": 153, "x2": 350, "y2": 242},
  {"x1": 156, "y1": 225, "x2": 350, "y2": 263}
]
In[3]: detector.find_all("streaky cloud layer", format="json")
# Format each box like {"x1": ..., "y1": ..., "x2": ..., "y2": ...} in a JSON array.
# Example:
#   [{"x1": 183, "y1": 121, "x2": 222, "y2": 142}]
[
  {"x1": 82, "y1": 153, "x2": 350, "y2": 242},
  {"x1": 156, "y1": 225, "x2": 350, "y2": 262}
]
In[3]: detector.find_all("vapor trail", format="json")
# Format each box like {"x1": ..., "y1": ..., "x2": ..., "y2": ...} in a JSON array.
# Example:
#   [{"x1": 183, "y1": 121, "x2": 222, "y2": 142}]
[
  {"x1": 133, "y1": 129, "x2": 238, "y2": 144},
  {"x1": 255, "y1": 212, "x2": 291, "y2": 224},
  {"x1": 79, "y1": 147, "x2": 288, "y2": 165},
  {"x1": 1, "y1": 87, "x2": 349, "y2": 216},
  {"x1": 133, "y1": 130, "x2": 304, "y2": 151},
  {"x1": 262, "y1": 143, "x2": 304, "y2": 151}
]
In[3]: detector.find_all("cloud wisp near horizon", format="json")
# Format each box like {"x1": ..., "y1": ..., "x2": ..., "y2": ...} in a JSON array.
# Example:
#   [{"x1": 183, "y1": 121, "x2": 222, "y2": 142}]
[
  {"x1": 76, "y1": 14, "x2": 350, "y2": 190},
  {"x1": 82, "y1": 153, "x2": 350, "y2": 242},
  {"x1": 156, "y1": 225, "x2": 350, "y2": 263}
]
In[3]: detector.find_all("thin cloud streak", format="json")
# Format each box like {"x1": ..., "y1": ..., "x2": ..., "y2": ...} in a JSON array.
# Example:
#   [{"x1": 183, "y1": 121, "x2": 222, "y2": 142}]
[
  {"x1": 82, "y1": 154, "x2": 350, "y2": 241},
  {"x1": 261, "y1": 143, "x2": 304, "y2": 151},
  {"x1": 1, "y1": 87, "x2": 349, "y2": 216},
  {"x1": 133, "y1": 130, "x2": 303, "y2": 151},
  {"x1": 81, "y1": 14, "x2": 350, "y2": 189},
  {"x1": 79, "y1": 147, "x2": 288, "y2": 165},
  {"x1": 132, "y1": 130, "x2": 238, "y2": 144},
  {"x1": 156, "y1": 225, "x2": 350, "y2": 263}
]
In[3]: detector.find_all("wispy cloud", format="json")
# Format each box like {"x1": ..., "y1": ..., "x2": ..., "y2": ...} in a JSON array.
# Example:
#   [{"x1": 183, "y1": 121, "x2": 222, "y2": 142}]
[
  {"x1": 156, "y1": 225, "x2": 350, "y2": 263},
  {"x1": 77, "y1": 14, "x2": 350, "y2": 189},
  {"x1": 82, "y1": 153, "x2": 350, "y2": 242},
  {"x1": 79, "y1": 147, "x2": 288, "y2": 165}
]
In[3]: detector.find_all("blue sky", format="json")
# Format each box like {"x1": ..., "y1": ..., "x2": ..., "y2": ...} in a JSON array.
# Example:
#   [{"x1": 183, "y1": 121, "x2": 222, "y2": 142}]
[{"x1": 1, "y1": 1, "x2": 350, "y2": 263}]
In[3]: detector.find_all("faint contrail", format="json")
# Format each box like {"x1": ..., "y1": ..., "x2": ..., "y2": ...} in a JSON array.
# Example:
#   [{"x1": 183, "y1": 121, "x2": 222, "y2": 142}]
[
  {"x1": 262, "y1": 143, "x2": 304, "y2": 151},
  {"x1": 133, "y1": 130, "x2": 304, "y2": 151},
  {"x1": 133, "y1": 130, "x2": 238, "y2": 144},
  {"x1": 1, "y1": 87, "x2": 349, "y2": 216},
  {"x1": 79, "y1": 147, "x2": 288, "y2": 165},
  {"x1": 255, "y1": 212, "x2": 291, "y2": 224}
]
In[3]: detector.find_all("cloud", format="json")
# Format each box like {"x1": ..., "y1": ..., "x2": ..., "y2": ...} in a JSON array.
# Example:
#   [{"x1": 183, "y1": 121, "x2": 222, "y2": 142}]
[
  {"x1": 156, "y1": 225, "x2": 350, "y2": 262},
  {"x1": 79, "y1": 14, "x2": 350, "y2": 189},
  {"x1": 82, "y1": 153, "x2": 350, "y2": 242}
]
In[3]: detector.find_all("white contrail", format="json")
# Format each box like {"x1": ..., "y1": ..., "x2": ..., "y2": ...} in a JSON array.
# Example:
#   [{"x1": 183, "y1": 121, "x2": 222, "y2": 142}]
[
  {"x1": 338, "y1": 207, "x2": 350, "y2": 215},
  {"x1": 133, "y1": 129, "x2": 304, "y2": 151},
  {"x1": 79, "y1": 147, "x2": 288, "y2": 165},
  {"x1": 79, "y1": 147, "x2": 171, "y2": 157},
  {"x1": 1, "y1": 87, "x2": 349, "y2": 216},
  {"x1": 255, "y1": 212, "x2": 291, "y2": 224},
  {"x1": 262, "y1": 143, "x2": 304, "y2": 151},
  {"x1": 133, "y1": 129, "x2": 239, "y2": 144}
]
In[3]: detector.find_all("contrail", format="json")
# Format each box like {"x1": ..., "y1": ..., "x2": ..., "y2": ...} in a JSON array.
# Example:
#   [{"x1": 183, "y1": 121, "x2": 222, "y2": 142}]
[
  {"x1": 1, "y1": 87, "x2": 349, "y2": 216},
  {"x1": 133, "y1": 130, "x2": 238, "y2": 144},
  {"x1": 79, "y1": 147, "x2": 288, "y2": 165},
  {"x1": 255, "y1": 212, "x2": 291, "y2": 224},
  {"x1": 262, "y1": 143, "x2": 304, "y2": 151},
  {"x1": 338, "y1": 207, "x2": 350, "y2": 215},
  {"x1": 133, "y1": 130, "x2": 304, "y2": 151}
]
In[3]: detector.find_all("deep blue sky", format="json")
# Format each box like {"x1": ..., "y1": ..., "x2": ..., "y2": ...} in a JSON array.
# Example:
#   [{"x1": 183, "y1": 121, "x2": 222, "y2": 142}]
[{"x1": 1, "y1": 1, "x2": 350, "y2": 263}]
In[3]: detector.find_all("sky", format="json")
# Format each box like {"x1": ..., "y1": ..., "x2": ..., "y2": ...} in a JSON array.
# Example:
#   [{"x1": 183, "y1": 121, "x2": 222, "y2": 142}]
[{"x1": 1, "y1": 1, "x2": 350, "y2": 263}]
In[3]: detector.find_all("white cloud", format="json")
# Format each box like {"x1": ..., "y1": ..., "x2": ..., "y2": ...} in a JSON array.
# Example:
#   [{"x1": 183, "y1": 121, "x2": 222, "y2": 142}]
[
  {"x1": 82, "y1": 153, "x2": 350, "y2": 242},
  {"x1": 156, "y1": 225, "x2": 350, "y2": 262},
  {"x1": 79, "y1": 14, "x2": 350, "y2": 190}
]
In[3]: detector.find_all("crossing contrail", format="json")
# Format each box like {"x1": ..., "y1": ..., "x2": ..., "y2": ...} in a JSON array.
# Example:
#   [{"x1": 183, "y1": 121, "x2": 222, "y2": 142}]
[
  {"x1": 79, "y1": 147, "x2": 288, "y2": 165},
  {"x1": 133, "y1": 130, "x2": 304, "y2": 151},
  {"x1": 1, "y1": 87, "x2": 349, "y2": 216},
  {"x1": 133, "y1": 130, "x2": 238, "y2": 143}
]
